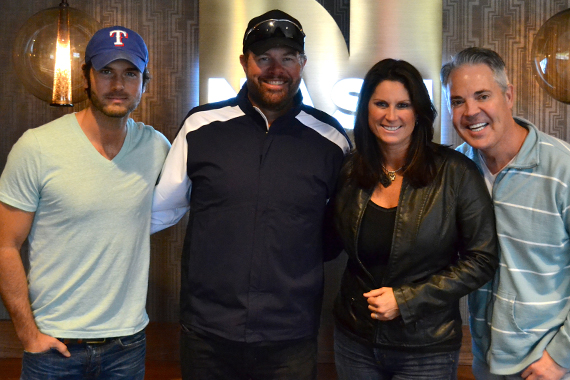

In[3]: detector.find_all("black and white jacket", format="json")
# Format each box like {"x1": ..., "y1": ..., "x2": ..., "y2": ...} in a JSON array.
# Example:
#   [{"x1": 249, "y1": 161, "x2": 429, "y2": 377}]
[{"x1": 152, "y1": 85, "x2": 350, "y2": 343}]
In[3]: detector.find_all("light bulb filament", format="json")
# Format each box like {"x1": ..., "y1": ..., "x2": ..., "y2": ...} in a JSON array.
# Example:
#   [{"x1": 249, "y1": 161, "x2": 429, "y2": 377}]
[{"x1": 51, "y1": 4, "x2": 72, "y2": 106}]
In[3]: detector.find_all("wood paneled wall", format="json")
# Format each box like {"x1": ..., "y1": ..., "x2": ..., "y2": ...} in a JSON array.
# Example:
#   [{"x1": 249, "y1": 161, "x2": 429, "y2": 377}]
[{"x1": 441, "y1": 0, "x2": 570, "y2": 146}]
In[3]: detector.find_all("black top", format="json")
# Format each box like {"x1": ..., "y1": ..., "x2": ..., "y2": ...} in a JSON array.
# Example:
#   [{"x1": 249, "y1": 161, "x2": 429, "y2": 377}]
[{"x1": 357, "y1": 201, "x2": 396, "y2": 286}]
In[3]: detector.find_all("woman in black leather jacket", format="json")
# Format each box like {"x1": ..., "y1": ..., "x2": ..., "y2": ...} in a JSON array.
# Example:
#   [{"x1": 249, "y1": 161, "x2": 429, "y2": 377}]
[{"x1": 332, "y1": 59, "x2": 498, "y2": 379}]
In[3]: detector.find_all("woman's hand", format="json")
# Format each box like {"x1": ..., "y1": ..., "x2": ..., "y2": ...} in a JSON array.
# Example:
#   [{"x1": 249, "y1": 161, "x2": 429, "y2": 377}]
[{"x1": 363, "y1": 287, "x2": 400, "y2": 321}]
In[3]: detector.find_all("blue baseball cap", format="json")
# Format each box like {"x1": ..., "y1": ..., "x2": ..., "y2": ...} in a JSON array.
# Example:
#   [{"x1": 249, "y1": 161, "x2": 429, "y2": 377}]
[{"x1": 85, "y1": 26, "x2": 148, "y2": 72}]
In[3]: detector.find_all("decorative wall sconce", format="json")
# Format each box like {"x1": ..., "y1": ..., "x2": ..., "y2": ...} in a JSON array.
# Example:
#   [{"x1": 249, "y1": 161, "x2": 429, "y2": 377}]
[
  {"x1": 12, "y1": 1, "x2": 100, "y2": 106},
  {"x1": 532, "y1": 8, "x2": 570, "y2": 104}
]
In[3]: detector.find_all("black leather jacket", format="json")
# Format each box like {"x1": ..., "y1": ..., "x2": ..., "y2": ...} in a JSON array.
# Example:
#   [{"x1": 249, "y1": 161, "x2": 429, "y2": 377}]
[{"x1": 333, "y1": 144, "x2": 498, "y2": 350}]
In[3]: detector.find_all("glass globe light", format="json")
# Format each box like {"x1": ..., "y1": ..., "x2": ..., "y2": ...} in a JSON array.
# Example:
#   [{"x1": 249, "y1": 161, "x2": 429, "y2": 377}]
[
  {"x1": 12, "y1": 1, "x2": 100, "y2": 106},
  {"x1": 532, "y1": 8, "x2": 570, "y2": 104}
]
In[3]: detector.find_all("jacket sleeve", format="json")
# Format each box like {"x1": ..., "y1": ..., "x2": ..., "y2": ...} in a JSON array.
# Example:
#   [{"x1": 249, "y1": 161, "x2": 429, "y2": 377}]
[
  {"x1": 394, "y1": 161, "x2": 499, "y2": 324},
  {"x1": 323, "y1": 156, "x2": 355, "y2": 261},
  {"x1": 323, "y1": 196, "x2": 344, "y2": 261},
  {"x1": 150, "y1": 122, "x2": 192, "y2": 234}
]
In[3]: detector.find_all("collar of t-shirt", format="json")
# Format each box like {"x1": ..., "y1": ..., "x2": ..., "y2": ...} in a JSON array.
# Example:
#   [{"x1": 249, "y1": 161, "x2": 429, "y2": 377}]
[{"x1": 478, "y1": 151, "x2": 517, "y2": 195}]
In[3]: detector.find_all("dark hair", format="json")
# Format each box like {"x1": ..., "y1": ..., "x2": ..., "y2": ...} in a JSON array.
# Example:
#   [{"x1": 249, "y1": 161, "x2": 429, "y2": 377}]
[
  {"x1": 351, "y1": 58, "x2": 438, "y2": 189},
  {"x1": 441, "y1": 47, "x2": 509, "y2": 93},
  {"x1": 81, "y1": 62, "x2": 151, "y2": 99}
]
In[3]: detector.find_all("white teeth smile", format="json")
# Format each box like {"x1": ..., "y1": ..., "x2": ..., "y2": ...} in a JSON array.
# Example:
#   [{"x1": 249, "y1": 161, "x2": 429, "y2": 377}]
[
  {"x1": 266, "y1": 80, "x2": 285, "y2": 85},
  {"x1": 383, "y1": 126, "x2": 401, "y2": 131},
  {"x1": 468, "y1": 123, "x2": 487, "y2": 132}
]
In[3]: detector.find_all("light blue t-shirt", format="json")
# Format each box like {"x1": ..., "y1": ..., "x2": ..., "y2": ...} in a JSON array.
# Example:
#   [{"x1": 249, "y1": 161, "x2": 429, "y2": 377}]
[{"x1": 0, "y1": 113, "x2": 170, "y2": 338}]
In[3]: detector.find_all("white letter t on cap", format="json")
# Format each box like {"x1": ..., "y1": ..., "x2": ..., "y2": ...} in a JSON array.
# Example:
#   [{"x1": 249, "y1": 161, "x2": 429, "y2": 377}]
[{"x1": 110, "y1": 30, "x2": 128, "y2": 46}]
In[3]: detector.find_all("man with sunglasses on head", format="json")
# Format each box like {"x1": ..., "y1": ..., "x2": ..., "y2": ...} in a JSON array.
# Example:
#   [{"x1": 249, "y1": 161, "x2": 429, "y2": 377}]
[{"x1": 151, "y1": 9, "x2": 350, "y2": 380}]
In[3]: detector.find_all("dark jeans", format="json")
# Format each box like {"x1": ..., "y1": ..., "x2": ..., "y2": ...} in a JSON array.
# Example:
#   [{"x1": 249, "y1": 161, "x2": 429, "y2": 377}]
[
  {"x1": 334, "y1": 325, "x2": 459, "y2": 380},
  {"x1": 20, "y1": 330, "x2": 146, "y2": 380},
  {"x1": 471, "y1": 356, "x2": 522, "y2": 380},
  {"x1": 180, "y1": 324, "x2": 318, "y2": 380}
]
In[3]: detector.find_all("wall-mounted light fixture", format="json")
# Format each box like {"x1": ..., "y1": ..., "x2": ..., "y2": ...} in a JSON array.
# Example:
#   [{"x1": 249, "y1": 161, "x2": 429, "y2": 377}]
[
  {"x1": 532, "y1": 8, "x2": 570, "y2": 104},
  {"x1": 12, "y1": 1, "x2": 100, "y2": 106}
]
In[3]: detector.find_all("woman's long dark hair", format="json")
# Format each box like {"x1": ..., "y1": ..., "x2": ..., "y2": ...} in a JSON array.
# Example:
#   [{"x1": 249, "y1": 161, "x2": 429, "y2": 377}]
[{"x1": 351, "y1": 59, "x2": 438, "y2": 189}]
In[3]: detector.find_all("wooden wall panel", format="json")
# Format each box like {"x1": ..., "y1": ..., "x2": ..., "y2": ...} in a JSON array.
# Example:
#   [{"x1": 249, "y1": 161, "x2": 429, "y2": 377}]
[{"x1": 441, "y1": 0, "x2": 570, "y2": 146}]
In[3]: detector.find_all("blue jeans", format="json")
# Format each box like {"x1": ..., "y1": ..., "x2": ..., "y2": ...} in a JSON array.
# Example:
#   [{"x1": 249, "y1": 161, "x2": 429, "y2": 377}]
[
  {"x1": 471, "y1": 356, "x2": 522, "y2": 380},
  {"x1": 180, "y1": 324, "x2": 318, "y2": 380},
  {"x1": 334, "y1": 325, "x2": 459, "y2": 380},
  {"x1": 20, "y1": 330, "x2": 146, "y2": 380}
]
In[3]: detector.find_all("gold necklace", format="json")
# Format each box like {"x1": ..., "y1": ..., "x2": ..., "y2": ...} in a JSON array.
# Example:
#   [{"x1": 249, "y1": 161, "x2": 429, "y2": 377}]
[{"x1": 382, "y1": 164, "x2": 404, "y2": 182}]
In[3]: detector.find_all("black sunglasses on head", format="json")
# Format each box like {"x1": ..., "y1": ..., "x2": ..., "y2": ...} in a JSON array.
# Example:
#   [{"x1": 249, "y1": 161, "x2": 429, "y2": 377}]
[{"x1": 243, "y1": 19, "x2": 305, "y2": 47}]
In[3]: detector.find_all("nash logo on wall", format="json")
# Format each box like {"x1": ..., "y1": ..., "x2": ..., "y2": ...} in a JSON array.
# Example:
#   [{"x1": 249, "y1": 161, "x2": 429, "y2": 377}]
[{"x1": 199, "y1": 0, "x2": 442, "y2": 132}]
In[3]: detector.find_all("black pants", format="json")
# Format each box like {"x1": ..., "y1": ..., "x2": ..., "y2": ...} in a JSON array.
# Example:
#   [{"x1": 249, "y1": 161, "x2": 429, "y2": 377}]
[{"x1": 180, "y1": 324, "x2": 318, "y2": 380}]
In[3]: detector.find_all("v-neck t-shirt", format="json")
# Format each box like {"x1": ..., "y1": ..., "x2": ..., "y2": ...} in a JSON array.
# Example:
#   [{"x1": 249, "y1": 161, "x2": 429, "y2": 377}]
[{"x1": 0, "y1": 113, "x2": 170, "y2": 338}]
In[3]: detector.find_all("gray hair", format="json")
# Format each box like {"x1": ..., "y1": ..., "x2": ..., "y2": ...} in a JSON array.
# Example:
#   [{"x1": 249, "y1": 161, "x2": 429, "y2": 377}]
[{"x1": 441, "y1": 47, "x2": 509, "y2": 93}]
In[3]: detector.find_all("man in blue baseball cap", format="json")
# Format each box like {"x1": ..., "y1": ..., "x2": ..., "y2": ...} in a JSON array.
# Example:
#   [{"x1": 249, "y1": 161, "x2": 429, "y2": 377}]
[
  {"x1": 85, "y1": 26, "x2": 149, "y2": 73},
  {"x1": 0, "y1": 25, "x2": 169, "y2": 379}
]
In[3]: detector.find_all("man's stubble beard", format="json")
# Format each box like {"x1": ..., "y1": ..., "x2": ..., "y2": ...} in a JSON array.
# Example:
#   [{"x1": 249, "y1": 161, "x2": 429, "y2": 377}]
[
  {"x1": 247, "y1": 77, "x2": 302, "y2": 113},
  {"x1": 89, "y1": 89, "x2": 140, "y2": 119}
]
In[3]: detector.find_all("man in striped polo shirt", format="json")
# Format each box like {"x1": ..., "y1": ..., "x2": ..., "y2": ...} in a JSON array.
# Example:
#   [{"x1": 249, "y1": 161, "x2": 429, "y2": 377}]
[{"x1": 442, "y1": 47, "x2": 570, "y2": 380}]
